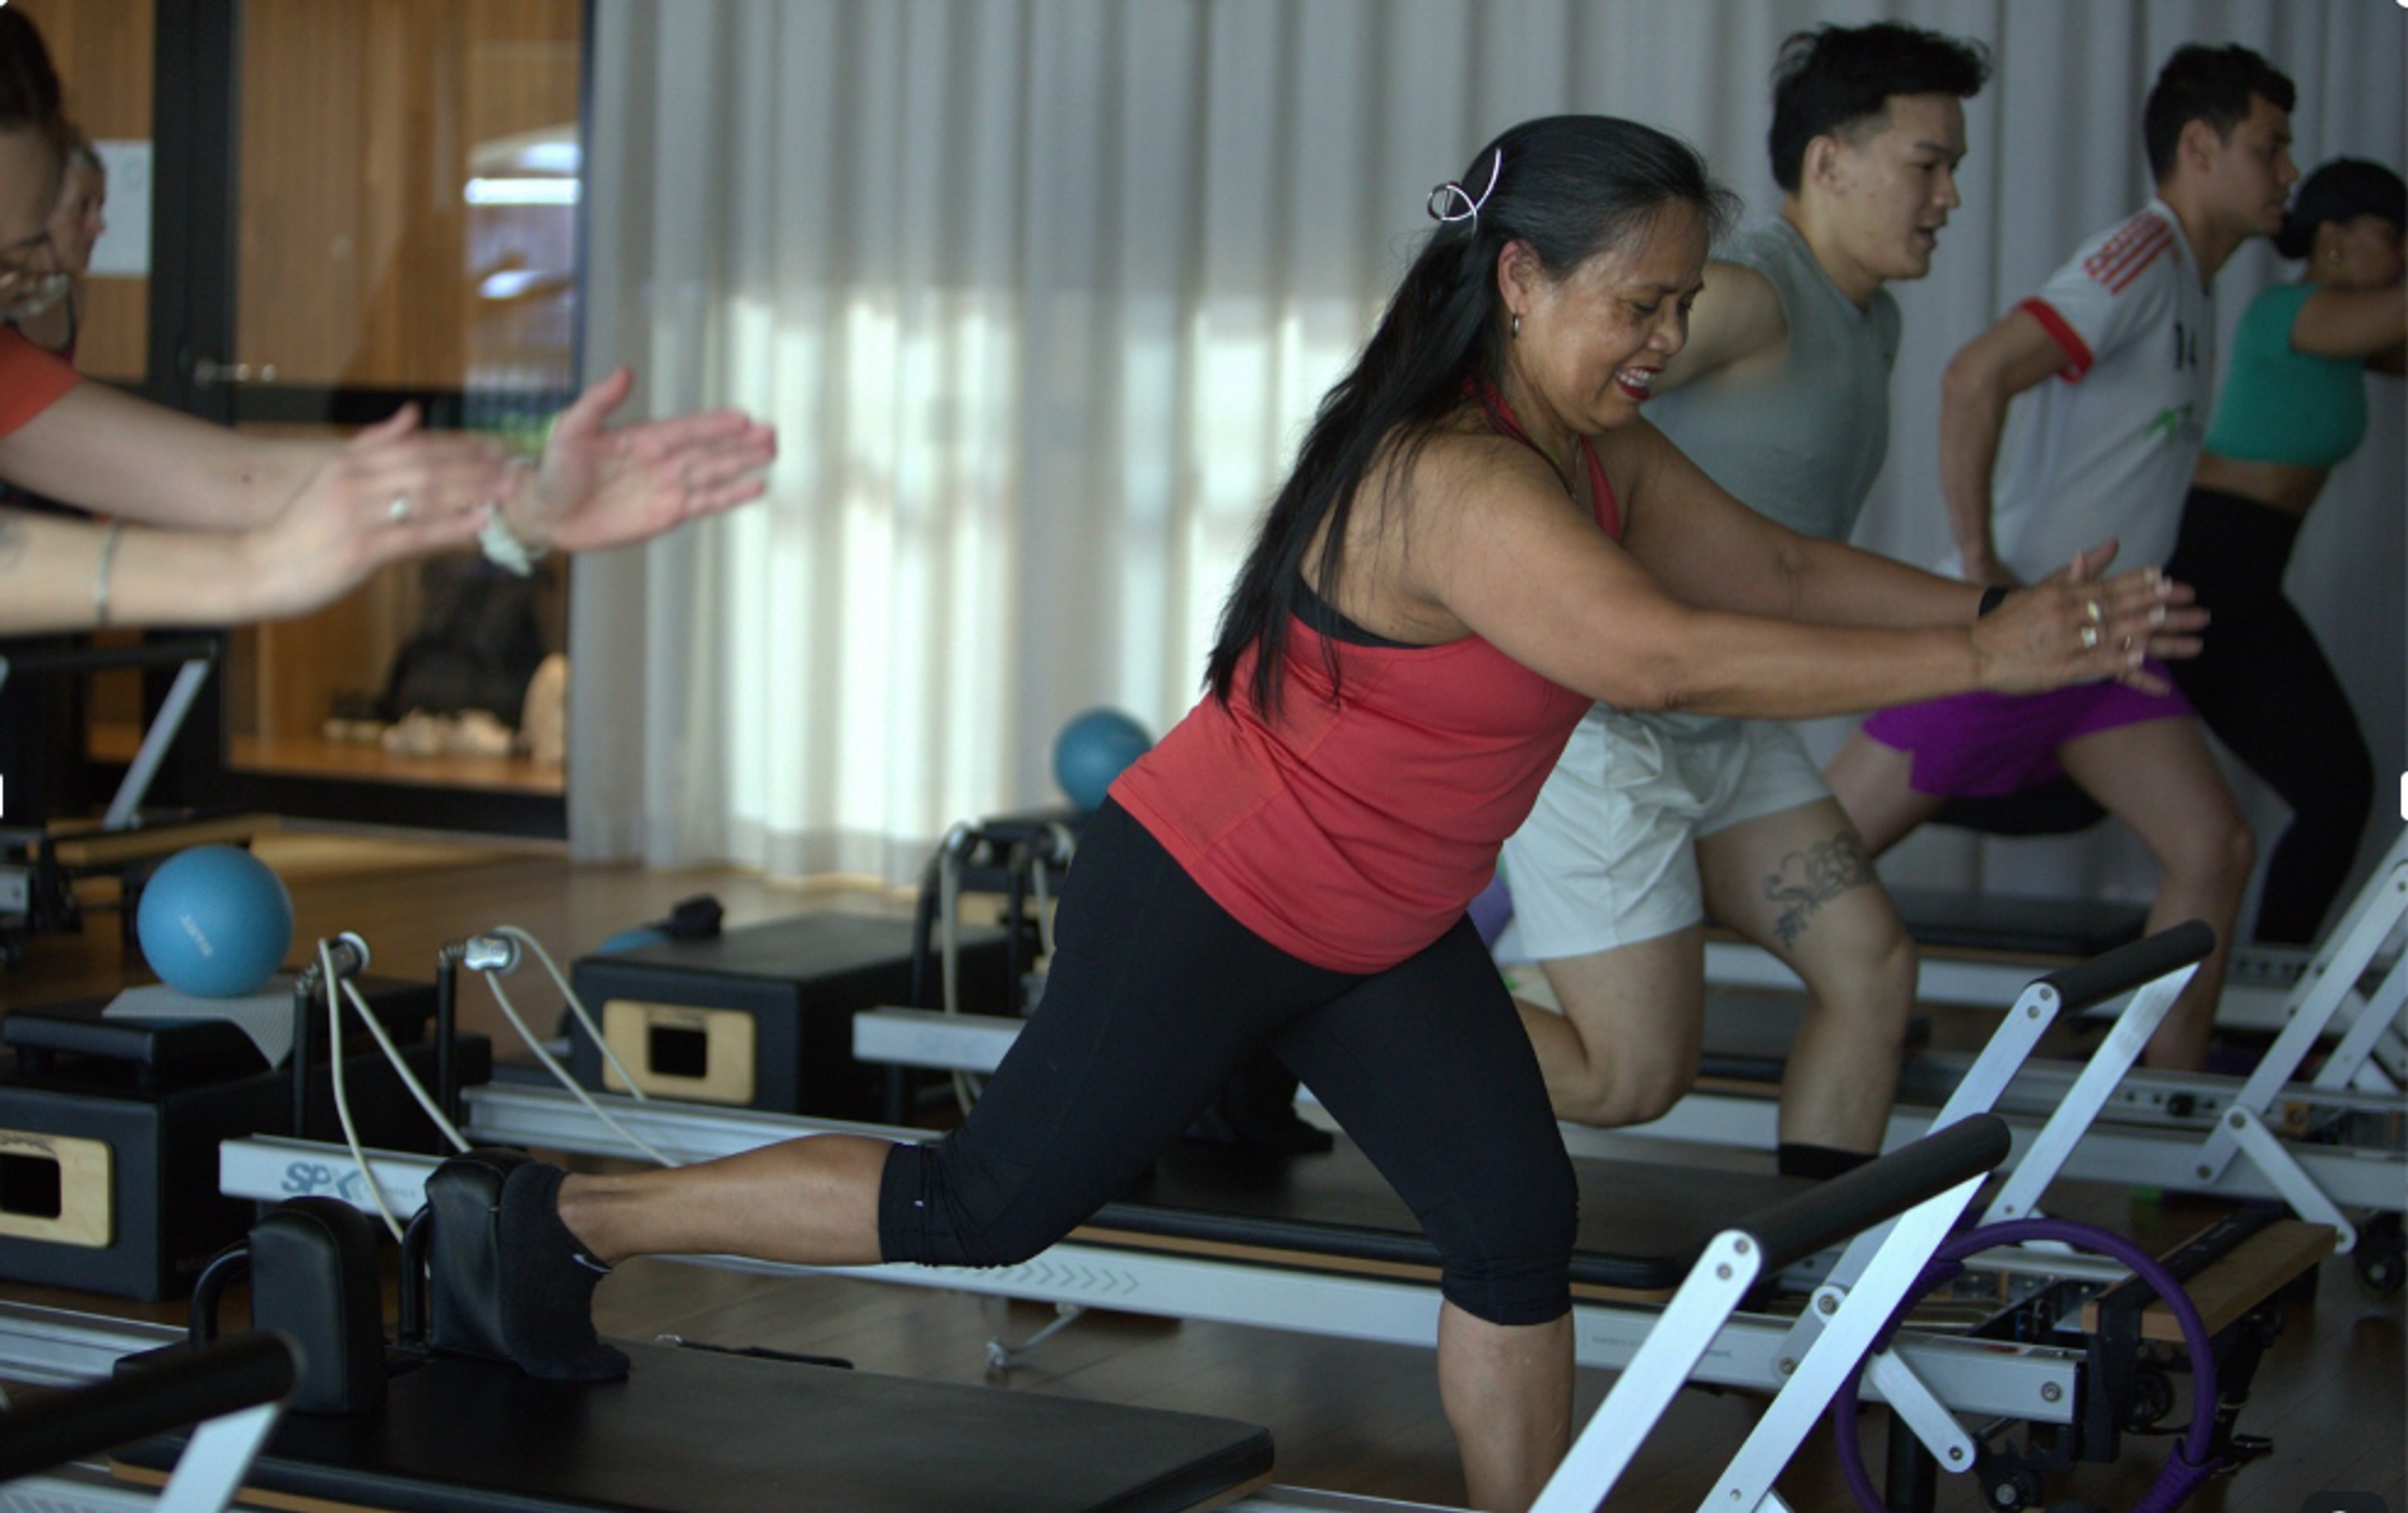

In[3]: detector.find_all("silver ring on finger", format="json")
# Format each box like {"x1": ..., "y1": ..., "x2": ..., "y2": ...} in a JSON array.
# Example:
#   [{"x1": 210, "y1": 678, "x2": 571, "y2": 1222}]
[
  {"x1": 2083, "y1": 598, "x2": 2103, "y2": 623},
  {"x1": 2079, "y1": 624, "x2": 2101, "y2": 650},
  {"x1": 388, "y1": 492, "x2": 413, "y2": 523}
]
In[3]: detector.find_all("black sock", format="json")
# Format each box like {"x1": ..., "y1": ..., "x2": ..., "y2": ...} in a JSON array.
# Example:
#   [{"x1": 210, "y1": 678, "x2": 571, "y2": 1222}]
[
  {"x1": 497, "y1": 1162, "x2": 630, "y2": 1381},
  {"x1": 1777, "y1": 1142, "x2": 1876, "y2": 1181}
]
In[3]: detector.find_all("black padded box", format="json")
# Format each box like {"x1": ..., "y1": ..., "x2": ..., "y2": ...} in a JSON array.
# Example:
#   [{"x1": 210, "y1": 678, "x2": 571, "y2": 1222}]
[
  {"x1": 566, "y1": 913, "x2": 1011, "y2": 1118},
  {"x1": 0, "y1": 981, "x2": 489, "y2": 1299},
  {"x1": 1888, "y1": 887, "x2": 2148, "y2": 958}
]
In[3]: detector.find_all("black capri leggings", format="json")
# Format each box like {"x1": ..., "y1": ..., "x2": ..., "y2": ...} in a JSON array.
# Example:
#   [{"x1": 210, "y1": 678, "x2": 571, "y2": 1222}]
[
  {"x1": 2165, "y1": 486, "x2": 2374, "y2": 945},
  {"x1": 879, "y1": 800, "x2": 1579, "y2": 1326}
]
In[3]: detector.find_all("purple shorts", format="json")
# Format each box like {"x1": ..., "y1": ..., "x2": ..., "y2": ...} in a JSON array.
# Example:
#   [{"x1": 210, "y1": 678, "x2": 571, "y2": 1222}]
[{"x1": 1860, "y1": 661, "x2": 2194, "y2": 797}]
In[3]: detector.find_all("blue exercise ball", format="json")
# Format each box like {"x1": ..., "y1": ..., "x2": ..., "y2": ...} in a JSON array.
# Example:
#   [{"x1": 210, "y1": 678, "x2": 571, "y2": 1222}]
[
  {"x1": 135, "y1": 844, "x2": 296, "y2": 999},
  {"x1": 1053, "y1": 708, "x2": 1153, "y2": 812}
]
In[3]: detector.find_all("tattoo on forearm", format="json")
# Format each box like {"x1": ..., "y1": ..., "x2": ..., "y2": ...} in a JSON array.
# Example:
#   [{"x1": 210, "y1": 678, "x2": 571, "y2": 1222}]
[{"x1": 1763, "y1": 831, "x2": 1877, "y2": 950}]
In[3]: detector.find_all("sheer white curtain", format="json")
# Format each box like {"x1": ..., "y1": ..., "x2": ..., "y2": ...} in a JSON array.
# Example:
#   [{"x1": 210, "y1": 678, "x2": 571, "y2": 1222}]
[{"x1": 572, "y1": 0, "x2": 2404, "y2": 918}]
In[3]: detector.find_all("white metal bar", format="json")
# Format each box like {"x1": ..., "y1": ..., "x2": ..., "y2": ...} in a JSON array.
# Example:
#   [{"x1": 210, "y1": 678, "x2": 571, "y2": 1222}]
[
  {"x1": 1980, "y1": 965, "x2": 2194, "y2": 1224},
  {"x1": 1528, "y1": 1233, "x2": 1761, "y2": 1513},
  {"x1": 2221, "y1": 1108, "x2": 2357, "y2": 1250},
  {"x1": 1864, "y1": 1351, "x2": 1977, "y2": 1477},
  {"x1": 0, "y1": 1306, "x2": 182, "y2": 1388},
  {"x1": 2197, "y1": 857, "x2": 2406, "y2": 1181},
  {"x1": 1712, "y1": 1174, "x2": 1989, "y2": 1512},
  {"x1": 852, "y1": 1007, "x2": 1019, "y2": 1074},
  {"x1": 154, "y1": 1404, "x2": 281, "y2": 1513},
  {"x1": 1701, "y1": 939, "x2": 2294, "y2": 1029},
  {"x1": 105, "y1": 659, "x2": 213, "y2": 829},
  {"x1": 2318, "y1": 950, "x2": 2407, "y2": 1093},
  {"x1": 1617, "y1": 1090, "x2": 2404, "y2": 1211}
]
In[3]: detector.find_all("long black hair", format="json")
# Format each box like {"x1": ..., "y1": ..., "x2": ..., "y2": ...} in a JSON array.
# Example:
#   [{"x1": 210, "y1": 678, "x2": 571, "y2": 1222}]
[
  {"x1": 1204, "y1": 115, "x2": 1735, "y2": 717},
  {"x1": 0, "y1": 6, "x2": 63, "y2": 129}
]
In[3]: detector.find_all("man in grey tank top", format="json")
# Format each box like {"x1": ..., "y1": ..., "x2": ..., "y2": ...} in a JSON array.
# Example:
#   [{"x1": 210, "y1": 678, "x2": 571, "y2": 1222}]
[{"x1": 1500, "y1": 23, "x2": 1988, "y2": 1179}]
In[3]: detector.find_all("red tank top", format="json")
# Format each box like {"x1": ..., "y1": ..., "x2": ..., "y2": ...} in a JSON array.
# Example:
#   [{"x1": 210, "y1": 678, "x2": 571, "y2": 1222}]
[
  {"x1": 0, "y1": 327, "x2": 80, "y2": 438},
  {"x1": 1112, "y1": 398, "x2": 1621, "y2": 972}
]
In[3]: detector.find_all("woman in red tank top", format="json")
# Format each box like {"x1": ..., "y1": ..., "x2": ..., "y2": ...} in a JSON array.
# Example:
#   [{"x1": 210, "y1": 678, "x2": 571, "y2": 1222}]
[{"x1": 479, "y1": 118, "x2": 2202, "y2": 1512}]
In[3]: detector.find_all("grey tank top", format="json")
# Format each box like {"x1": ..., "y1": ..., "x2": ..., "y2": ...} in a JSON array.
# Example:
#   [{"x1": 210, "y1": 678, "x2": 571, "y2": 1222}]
[{"x1": 1644, "y1": 218, "x2": 1901, "y2": 544}]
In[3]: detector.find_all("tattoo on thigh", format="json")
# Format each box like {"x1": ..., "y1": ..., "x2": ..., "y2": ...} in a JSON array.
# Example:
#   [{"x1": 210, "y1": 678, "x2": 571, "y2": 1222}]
[{"x1": 1763, "y1": 831, "x2": 1876, "y2": 950}]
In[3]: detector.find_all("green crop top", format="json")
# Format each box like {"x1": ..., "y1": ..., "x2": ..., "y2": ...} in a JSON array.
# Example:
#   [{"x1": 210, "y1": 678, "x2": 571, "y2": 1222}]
[{"x1": 2203, "y1": 282, "x2": 2369, "y2": 467}]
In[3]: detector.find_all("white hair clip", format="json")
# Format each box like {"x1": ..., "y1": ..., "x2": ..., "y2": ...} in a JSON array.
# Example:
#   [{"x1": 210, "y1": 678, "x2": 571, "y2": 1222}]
[{"x1": 1426, "y1": 147, "x2": 1504, "y2": 228}]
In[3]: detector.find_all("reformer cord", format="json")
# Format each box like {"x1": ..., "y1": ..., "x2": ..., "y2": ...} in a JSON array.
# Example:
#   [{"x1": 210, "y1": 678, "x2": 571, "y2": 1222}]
[
  {"x1": 470, "y1": 925, "x2": 685, "y2": 1167},
  {"x1": 320, "y1": 936, "x2": 470, "y2": 1242},
  {"x1": 316, "y1": 921, "x2": 692, "y2": 1247}
]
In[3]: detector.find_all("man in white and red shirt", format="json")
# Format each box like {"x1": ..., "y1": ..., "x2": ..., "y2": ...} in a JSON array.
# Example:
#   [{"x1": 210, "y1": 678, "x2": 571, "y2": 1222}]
[{"x1": 1827, "y1": 43, "x2": 2300, "y2": 1072}]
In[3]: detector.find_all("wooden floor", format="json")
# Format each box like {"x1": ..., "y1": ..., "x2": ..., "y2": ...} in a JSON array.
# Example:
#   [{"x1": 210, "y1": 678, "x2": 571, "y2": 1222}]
[{"x1": 3, "y1": 829, "x2": 2401, "y2": 1512}]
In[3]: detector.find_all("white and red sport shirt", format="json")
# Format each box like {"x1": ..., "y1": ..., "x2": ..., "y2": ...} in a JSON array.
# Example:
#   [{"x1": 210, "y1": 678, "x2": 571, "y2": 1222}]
[{"x1": 1970, "y1": 201, "x2": 2214, "y2": 583}]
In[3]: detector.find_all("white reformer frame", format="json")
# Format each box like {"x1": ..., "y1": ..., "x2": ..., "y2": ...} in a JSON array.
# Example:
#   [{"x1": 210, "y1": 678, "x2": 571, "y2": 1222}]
[
  {"x1": 862, "y1": 911, "x2": 2405, "y2": 1230},
  {"x1": 1518, "y1": 841, "x2": 2406, "y2": 1231},
  {"x1": 209, "y1": 1115, "x2": 2012, "y2": 1513},
  {"x1": 5, "y1": 1114, "x2": 2011, "y2": 1513},
  {"x1": 0, "y1": 939, "x2": 2213, "y2": 1513},
  {"x1": 209, "y1": 1108, "x2": 2077, "y2": 1425},
  {"x1": 863, "y1": 924, "x2": 2288, "y2": 1506}
]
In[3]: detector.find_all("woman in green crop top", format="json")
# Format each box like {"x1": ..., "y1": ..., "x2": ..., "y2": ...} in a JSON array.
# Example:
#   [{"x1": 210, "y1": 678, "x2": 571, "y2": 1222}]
[{"x1": 2168, "y1": 159, "x2": 2405, "y2": 943}]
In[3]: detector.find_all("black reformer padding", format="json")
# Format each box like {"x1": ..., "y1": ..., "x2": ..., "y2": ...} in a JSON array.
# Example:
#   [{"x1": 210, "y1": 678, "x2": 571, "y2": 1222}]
[
  {"x1": 0, "y1": 1333, "x2": 293, "y2": 1485},
  {"x1": 116, "y1": 1338, "x2": 1273, "y2": 1513},
  {"x1": 2034, "y1": 918, "x2": 2213, "y2": 1016},
  {"x1": 1883, "y1": 885, "x2": 2147, "y2": 958},
  {"x1": 1735, "y1": 1113, "x2": 2010, "y2": 1276}
]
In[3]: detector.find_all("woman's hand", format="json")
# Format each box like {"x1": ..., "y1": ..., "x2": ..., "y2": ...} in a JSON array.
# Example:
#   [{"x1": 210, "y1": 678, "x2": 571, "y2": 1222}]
[
  {"x1": 232, "y1": 405, "x2": 510, "y2": 619},
  {"x1": 502, "y1": 366, "x2": 778, "y2": 555},
  {"x1": 1971, "y1": 541, "x2": 2206, "y2": 696}
]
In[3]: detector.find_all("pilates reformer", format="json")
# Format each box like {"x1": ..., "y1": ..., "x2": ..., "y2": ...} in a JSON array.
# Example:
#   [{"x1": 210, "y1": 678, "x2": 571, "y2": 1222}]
[
  {"x1": 1687, "y1": 826, "x2": 2408, "y2": 1044},
  {"x1": 1548, "y1": 830, "x2": 2408, "y2": 1283},
  {"x1": 0, "y1": 917, "x2": 2318, "y2": 1513},
  {"x1": 169, "y1": 922, "x2": 2317, "y2": 1509},
  {"x1": 858, "y1": 888, "x2": 2404, "y2": 1250},
  {"x1": 4, "y1": 1118, "x2": 2015, "y2": 1513}
]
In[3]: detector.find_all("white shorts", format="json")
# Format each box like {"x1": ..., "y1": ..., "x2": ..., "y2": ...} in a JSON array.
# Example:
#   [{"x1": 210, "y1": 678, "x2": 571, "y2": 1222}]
[{"x1": 1500, "y1": 707, "x2": 1831, "y2": 959}]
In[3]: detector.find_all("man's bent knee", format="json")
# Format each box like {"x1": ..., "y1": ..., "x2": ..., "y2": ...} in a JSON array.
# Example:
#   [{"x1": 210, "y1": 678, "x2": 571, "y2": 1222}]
[{"x1": 1555, "y1": 1053, "x2": 1696, "y2": 1128}]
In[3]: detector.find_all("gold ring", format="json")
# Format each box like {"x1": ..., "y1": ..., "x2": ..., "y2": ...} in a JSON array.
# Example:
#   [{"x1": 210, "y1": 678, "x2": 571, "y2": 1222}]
[
  {"x1": 2079, "y1": 625, "x2": 2101, "y2": 650},
  {"x1": 2084, "y1": 598, "x2": 2103, "y2": 623}
]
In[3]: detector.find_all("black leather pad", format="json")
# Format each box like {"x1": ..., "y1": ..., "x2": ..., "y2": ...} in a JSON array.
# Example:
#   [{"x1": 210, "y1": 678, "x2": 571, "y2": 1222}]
[{"x1": 118, "y1": 1339, "x2": 1271, "y2": 1513}]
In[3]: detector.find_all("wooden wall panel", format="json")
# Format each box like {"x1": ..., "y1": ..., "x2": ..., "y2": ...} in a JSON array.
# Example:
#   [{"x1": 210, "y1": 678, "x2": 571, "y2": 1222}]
[{"x1": 237, "y1": 0, "x2": 582, "y2": 390}]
